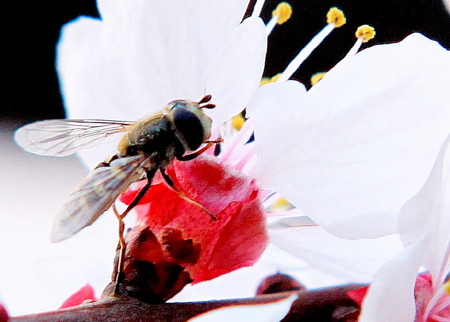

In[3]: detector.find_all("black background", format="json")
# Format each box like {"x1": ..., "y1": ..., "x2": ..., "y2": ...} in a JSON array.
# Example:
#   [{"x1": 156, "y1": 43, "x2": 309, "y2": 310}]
[{"x1": 2, "y1": 0, "x2": 450, "y2": 123}]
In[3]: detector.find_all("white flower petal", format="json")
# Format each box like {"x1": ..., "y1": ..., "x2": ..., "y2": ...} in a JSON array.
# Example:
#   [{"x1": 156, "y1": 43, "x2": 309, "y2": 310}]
[
  {"x1": 359, "y1": 236, "x2": 429, "y2": 322},
  {"x1": 399, "y1": 132, "x2": 450, "y2": 282},
  {"x1": 56, "y1": 16, "x2": 132, "y2": 168},
  {"x1": 186, "y1": 294, "x2": 297, "y2": 322},
  {"x1": 93, "y1": 0, "x2": 253, "y2": 114},
  {"x1": 248, "y1": 79, "x2": 308, "y2": 190},
  {"x1": 206, "y1": 17, "x2": 267, "y2": 124},
  {"x1": 267, "y1": 213, "x2": 317, "y2": 229},
  {"x1": 249, "y1": 33, "x2": 450, "y2": 239},
  {"x1": 171, "y1": 257, "x2": 277, "y2": 302},
  {"x1": 171, "y1": 244, "x2": 345, "y2": 303},
  {"x1": 97, "y1": 0, "x2": 250, "y2": 39},
  {"x1": 269, "y1": 226, "x2": 404, "y2": 283}
]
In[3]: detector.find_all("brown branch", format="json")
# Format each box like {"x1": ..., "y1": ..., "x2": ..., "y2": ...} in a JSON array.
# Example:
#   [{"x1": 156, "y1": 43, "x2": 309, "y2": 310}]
[{"x1": 11, "y1": 284, "x2": 364, "y2": 322}]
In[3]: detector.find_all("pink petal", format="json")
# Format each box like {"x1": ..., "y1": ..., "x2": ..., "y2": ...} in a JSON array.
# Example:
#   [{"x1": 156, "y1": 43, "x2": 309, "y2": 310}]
[
  {"x1": 59, "y1": 284, "x2": 96, "y2": 309},
  {"x1": 347, "y1": 286, "x2": 369, "y2": 306},
  {"x1": 0, "y1": 304, "x2": 8, "y2": 322},
  {"x1": 121, "y1": 155, "x2": 268, "y2": 283}
]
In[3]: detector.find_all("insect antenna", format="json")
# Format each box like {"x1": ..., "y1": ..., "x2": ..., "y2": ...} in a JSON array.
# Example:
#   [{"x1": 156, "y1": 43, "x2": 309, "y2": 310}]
[
  {"x1": 198, "y1": 94, "x2": 215, "y2": 109},
  {"x1": 198, "y1": 94, "x2": 212, "y2": 104},
  {"x1": 200, "y1": 103, "x2": 216, "y2": 109}
]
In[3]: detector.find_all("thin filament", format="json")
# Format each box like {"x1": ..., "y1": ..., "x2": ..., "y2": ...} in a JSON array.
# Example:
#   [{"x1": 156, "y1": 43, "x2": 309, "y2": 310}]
[{"x1": 277, "y1": 23, "x2": 335, "y2": 83}]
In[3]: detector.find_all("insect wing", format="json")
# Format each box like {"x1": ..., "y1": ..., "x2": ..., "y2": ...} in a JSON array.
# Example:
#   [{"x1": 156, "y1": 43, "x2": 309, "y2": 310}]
[
  {"x1": 51, "y1": 155, "x2": 150, "y2": 242},
  {"x1": 14, "y1": 119, "x2": 134, "y2": 156}
]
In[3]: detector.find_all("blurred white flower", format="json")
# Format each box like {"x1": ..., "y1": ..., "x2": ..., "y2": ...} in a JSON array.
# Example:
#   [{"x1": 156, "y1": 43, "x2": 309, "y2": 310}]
[{"x1": 444, "y1": 0, "x2": 450, "y2": 14}]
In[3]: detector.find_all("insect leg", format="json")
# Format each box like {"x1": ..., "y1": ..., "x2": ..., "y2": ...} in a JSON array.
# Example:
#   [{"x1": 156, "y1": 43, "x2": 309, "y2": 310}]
[
  {"x1": 160, "y1": 168, "x2": 217, "y2": 221},
  {"x1": 118, "y1": 169, "x2": 157, "y2": 220},
  {"x1": 95, "y1": 153, "x2": 120, "y2": 168},
  {"x1": 112, "y1": 203, "x2": 126, "y2": 291},
  {"x1": 112, "y1": 169, "x2": 157, "y2": 293},
  {"x1": 178, "y1": 137, "x2": 223, "y2": 161}
]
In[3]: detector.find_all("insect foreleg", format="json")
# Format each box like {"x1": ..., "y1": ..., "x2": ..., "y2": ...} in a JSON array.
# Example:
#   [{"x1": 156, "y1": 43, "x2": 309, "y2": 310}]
[
  {"x1": 177, "y1": 137, "x2": 223, "y2": 161},
  {"x1": 160, "y1": 168, "x2": 217, "y2": 221},
  {"x1": 95, "y1": 153, "x2": 120, "y2": 169}
]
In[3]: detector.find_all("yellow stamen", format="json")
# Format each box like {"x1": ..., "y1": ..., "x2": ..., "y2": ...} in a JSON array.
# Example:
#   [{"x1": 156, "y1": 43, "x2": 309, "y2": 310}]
[
  {"x1": 274, "y1": 7, "x2": 345, "y2": 83},
  {"x1": 339, "y1": 25, "x2": 376, "y2": 63},
  {"x1": 311, "y1": 72, "x2": 326, "y2": 86},
  {"x1": 260, "y1": 73, "x2": 281, "y2": 86},
  {"x1": 231, "y1": 113, "x2": 245, "y2": 131},
  {"x1": 270, "y1": 73, "x2": 281, "y2": 82},
  {"x1": 326, "y1": 7, "x2": 346, "y2": 28},
  {"x1": 355, "y1": 25, "x2": 376, "y2": 43},
  {"x1": 272, "y1": 2, "x2": 293, "y2": 25},
  {"x1": 444, "y1": 280, "x2": 450, "y2": 295},
  {"x1": 267, "y1": 197, "x2": 295, "y2": 212},
  {"x1": 260, "y1": 77, "x2": 271, "y2": 86}
]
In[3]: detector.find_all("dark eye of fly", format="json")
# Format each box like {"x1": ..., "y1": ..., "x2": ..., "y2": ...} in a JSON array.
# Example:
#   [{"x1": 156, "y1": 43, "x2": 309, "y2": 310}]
[
  {"x1": 126, "y1": 145, "x2": 138, "y2": 155},
  {"x1": 172, "y1": 106, "x2": 204, "y2": 151}
]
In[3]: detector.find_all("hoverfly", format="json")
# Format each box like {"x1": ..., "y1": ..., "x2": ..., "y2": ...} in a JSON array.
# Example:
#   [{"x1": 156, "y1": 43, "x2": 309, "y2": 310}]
[{"x1": 14, "y1": 95, "x2": 220, "y2": 251}]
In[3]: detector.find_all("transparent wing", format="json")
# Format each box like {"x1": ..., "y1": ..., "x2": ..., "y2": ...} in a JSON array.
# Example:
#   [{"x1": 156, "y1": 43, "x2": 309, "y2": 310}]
[
  {"x1": 51, "y1": 155, "x2": 151, "y2": 242},
  {"x1": 14, "y1": 119, "x2": 134, "y2": 156}
]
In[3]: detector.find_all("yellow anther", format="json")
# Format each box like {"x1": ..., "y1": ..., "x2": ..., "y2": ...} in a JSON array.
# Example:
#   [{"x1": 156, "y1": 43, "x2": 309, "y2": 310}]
[
  {"x1": 270, "y1": 73, "x2": 281, "y2": 82},
  {"x1": 232, "y1": 113, "x2": 245, "y2": 131},
  {"x1": 260, "y1": 73, "x2": 282, "y2": 86},
  {"x1": 326, "y1": 7, "x2": 346, "y2": 28},
  {"x1": 260, "y1": 77, "x2": 271, "y2": 86},
  {"x1": 355, "y1": 25, "x2": 376, "y2": 43},
  {"x1": 444, "y1": 280, "x2": 450, "y2": 295},
  {"x1": 311, "y1": 72, "x2": 326, "y2": 86},
  {"x1": 267, "y1": 197, "x2": 295, "y2": 212},
  {"x1": 272, "y1": 2, "x2": 293, "y2": 25}
]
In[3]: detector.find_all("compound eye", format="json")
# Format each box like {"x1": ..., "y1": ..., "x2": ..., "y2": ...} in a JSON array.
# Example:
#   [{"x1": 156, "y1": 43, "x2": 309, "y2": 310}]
[
  {"x1": 126, "y1": 145, "x2": 138, "y2": 156},
  {"x1": 172, "y1": 107, "x2": 204, "y2": 151}
]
